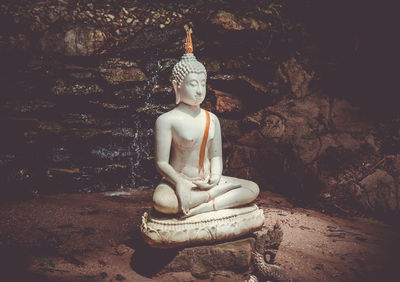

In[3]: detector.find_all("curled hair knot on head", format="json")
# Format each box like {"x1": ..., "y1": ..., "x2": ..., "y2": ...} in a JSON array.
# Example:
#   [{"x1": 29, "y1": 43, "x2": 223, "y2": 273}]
[{"x1": 172, "y1": 53, "x2": 207, "y2": 88}]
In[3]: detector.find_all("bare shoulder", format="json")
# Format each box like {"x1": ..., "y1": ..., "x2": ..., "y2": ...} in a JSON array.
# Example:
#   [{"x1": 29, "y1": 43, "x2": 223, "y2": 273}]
[
  {"x1": 207, "y1": 111, "x2": 221, "y2": 126},
  {"x1": 155, "y1": 109, "x2": 178, "y2": 127}
]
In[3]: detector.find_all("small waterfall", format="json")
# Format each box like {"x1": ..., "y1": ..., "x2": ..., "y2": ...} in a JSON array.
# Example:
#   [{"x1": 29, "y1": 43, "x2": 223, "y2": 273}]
[
  {"x1": 126, "y1": 61, "x2": 163, "y2": 188},
  {"x1": 144, "y1": 60, "x2": 163, "y2": 107},
  {"x1": 127, "y1": 119, "x2": 154, "y2": 188}
]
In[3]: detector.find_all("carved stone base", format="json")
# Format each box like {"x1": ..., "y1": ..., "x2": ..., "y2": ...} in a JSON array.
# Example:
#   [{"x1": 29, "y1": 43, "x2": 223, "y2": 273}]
[{"x1": 140, "y1": 204, "x2": 265, "y2": 248}]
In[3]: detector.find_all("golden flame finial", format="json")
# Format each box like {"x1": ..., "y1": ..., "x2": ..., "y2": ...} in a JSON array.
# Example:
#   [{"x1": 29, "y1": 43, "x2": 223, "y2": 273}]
[{"x1": 184, "y1": 26, "x2": 193, "y2": 54}]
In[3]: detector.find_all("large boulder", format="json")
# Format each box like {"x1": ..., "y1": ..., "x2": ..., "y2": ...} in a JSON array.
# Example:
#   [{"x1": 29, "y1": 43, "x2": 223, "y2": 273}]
[
  {"x1": 252, "y1": 91, "x2": 375, "y2": 164},
  {"x1": 213, "y1": 89, "x2": 244, "y2": 115},
  {"x1": 211, "y1": 10, "x2": 268, "y2": 31},
  {"x1": 40, "y1": 26, "x2": 107, "y2": 56},
  {"x1": 228, "y1": 90, "x2": 393, "y2": 211},
  {"x1": 99, "y1": 58, "x2": 147, "y2": 85},
  {"x1": 277, "y1": 57, "x2": 315, "y2": 98},
  {"x1": 359, "y1": 169, "x2": 400, "y2": 214}
]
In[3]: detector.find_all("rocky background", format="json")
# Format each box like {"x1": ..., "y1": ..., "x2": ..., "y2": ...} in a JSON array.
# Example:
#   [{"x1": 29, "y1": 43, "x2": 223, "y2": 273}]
[{"x1": 0, "y1": 0, "x2": 399, "y2": 221}]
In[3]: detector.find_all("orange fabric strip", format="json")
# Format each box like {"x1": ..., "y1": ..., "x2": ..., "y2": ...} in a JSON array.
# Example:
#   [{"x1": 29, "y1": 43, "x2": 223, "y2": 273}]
[{"x1": 198, "y1": 110, "x2": 210, "y2": 174}]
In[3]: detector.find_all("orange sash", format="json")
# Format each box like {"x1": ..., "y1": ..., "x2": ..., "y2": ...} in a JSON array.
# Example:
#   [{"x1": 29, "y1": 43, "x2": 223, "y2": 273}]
[{"x1": 198, "y1": 110, "x2": 210, "y2": 174}]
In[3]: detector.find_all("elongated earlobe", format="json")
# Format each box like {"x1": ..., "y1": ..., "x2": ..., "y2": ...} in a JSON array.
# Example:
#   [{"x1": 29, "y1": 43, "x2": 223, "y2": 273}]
[{"x1": 172, "y1": 80, "x2": 180, "y2": 104}]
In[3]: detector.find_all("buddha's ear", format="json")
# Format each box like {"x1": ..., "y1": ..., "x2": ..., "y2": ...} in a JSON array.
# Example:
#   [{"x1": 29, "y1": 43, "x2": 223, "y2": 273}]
[{"x1": 172, "y1": 80, "x2": 180, "y2": 104}]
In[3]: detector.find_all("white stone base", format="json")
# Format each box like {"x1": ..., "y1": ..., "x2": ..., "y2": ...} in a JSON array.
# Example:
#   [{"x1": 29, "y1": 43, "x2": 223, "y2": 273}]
[{"x1": 140, "y1": 204, "x2": 265, "y2": 248}]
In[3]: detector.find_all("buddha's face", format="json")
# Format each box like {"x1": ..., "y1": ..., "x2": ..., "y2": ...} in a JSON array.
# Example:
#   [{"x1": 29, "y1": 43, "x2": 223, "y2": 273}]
[{"x1": 175, "y1": 72, "x2": 206, "y2": 106}]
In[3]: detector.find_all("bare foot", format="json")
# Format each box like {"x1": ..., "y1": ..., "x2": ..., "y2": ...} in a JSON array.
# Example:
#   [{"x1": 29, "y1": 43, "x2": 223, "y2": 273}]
[{"x1": 185, "y1": 201, "x2": 214, "y2": 217}]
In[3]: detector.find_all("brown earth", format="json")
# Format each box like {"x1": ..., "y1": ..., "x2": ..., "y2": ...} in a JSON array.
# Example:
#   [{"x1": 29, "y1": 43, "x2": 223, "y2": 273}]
[{"x1": 0, "y1": 190, "x2": 399, "y2": 282}]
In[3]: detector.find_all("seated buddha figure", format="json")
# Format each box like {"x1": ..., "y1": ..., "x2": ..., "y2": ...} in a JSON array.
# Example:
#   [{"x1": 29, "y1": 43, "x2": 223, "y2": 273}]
[{"x1": 152, "y1": 30, "x2": 259, "y2": 217}]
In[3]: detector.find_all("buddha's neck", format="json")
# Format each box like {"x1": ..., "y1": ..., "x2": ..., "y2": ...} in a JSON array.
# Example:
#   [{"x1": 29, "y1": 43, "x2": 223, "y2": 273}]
[{"x1": 178, "y1": 103, "x2": 201, "y2": 116}]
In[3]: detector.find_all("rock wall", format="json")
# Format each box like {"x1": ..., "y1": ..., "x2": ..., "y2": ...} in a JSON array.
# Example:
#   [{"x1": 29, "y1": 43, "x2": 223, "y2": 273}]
[{"x1": 0, "y1": 0, "x2": 399, "y2": 219}]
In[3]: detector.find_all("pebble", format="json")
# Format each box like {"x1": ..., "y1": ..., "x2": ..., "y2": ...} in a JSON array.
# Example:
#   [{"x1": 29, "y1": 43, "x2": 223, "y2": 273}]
[
  {"x1": 159, "y1": 24, "x2": 165, "y2": 29},
  {"x1": 85, "y1": 11, "x2": 94, "y2": 18},
  {"x1": 126, "y1": 18, "x2": 133, "y2": 24}
]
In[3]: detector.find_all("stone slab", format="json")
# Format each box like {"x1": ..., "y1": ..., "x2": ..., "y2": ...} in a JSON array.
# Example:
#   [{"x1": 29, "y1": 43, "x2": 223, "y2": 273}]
[
  {"x1": 162, "y1": 237, "x2": 255, "y2": 278},
  {"x1": 131, "y1": 237, "x2": 256, "y2": 279}
]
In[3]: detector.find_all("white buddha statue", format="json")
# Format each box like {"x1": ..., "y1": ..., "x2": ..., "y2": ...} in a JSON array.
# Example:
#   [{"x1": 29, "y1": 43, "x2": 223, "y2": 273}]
[{"x1": 152, "y1": 29, "x2": 259, "y2": 217}]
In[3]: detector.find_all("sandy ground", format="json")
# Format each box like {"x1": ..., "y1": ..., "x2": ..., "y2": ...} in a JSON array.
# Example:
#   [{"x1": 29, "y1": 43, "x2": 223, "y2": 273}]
[{"x1": 0, "y1": 190, "x2": 399, "y2": 282}]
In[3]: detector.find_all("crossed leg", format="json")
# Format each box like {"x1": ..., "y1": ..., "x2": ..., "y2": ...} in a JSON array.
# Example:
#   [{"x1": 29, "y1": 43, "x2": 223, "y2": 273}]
[
  {"x1": 153, "y1": 176, "x2": 259, "y2": 216},
  {"x1": 187, "y1": 176, "x2": 259, "y2": 216},
  {"x1": 153, "y1": 180, "x2": 209, "y2": 214}
]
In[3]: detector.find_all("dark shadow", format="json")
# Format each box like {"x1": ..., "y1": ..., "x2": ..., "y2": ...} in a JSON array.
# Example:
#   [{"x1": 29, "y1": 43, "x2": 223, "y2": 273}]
[
  {"x1": 127, "y1": 229, "x2": 179, "y2": 277},
  {"x1": 255, "y1": 140, "x2": 323, "y2": 206},
  {"x1": 0, "y1": 246, "x2": 51, "y2": 282},
  {"x1": 364, "y1": 230, "x2": 400, "y2": 282}
]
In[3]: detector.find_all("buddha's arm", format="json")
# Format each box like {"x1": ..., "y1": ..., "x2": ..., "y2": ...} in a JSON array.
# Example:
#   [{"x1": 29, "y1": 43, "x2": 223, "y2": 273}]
[
  {"x1": 209, "y1": 115, "x2": 223, "y2": 184},
  {"x1": 194, "y1": 114, "x2": 223, "y2": 189},
  {"x1": 155, "y1": 116, "x2": 181, "y2": 185},
  {"x1": 155, "y1": 115, "x2": 192, "y2": 214}
]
